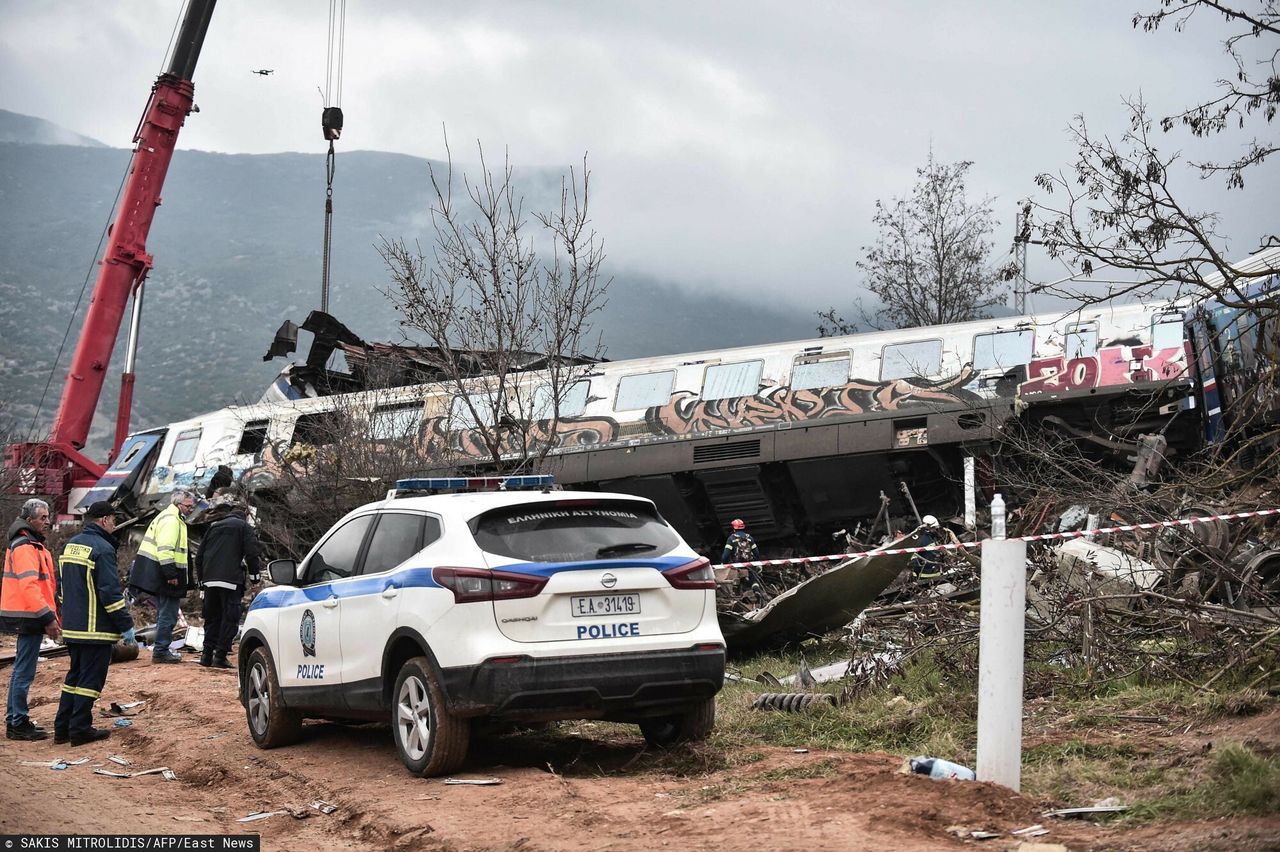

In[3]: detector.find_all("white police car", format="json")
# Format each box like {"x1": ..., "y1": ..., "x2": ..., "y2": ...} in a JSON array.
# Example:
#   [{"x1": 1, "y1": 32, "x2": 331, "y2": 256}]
[{"x1": 238, "y1": 476, "x2": 725, "y2": 776}]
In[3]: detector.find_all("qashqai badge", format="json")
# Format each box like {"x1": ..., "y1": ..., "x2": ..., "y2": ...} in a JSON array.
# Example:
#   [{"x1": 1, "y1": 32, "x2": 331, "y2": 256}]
[
  {"x1": 300, "y1": 608, "x2": 317, "y2": 657},
  {"x1": 600, "y1": 573, "x2": 617, "y2": 589}
]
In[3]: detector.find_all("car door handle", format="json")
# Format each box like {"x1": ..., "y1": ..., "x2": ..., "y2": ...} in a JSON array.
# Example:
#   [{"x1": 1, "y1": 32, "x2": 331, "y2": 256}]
[
  {"x1": 322, "y1": 595, "x2": 339, "y2": 609},
  {"x1": 381, "y1": 587, "x2": 399, "y2": 599}
]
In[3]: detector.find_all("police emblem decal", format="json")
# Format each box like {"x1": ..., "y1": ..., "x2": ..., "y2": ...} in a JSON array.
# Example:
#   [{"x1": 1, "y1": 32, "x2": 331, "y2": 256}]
[{"x1": 300, "y1": 609, "x2": 317, "y2": 657}]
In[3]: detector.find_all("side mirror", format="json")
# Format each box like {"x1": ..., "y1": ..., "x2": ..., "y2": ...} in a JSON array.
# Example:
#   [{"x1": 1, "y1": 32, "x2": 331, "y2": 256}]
[{"x1": 267, "y1": 558, "x2": 299, "y2": 586}]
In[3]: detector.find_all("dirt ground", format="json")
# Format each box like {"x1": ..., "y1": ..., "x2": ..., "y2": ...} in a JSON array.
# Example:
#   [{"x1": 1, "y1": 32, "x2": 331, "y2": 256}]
[{"x1": 2, "y1": 644, "x2": 1278, "y2": 851}]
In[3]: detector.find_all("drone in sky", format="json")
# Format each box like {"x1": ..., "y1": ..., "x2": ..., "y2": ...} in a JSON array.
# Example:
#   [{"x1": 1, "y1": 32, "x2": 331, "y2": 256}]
[{"x1": 250, "y1": 69, "x2": 274, "y2": 76}]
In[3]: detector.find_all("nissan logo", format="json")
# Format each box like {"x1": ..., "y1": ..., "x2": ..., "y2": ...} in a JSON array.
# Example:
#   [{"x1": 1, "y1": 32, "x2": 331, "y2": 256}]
[{"x1": 600, "y1": 573, "x2": 618, "y2": 589}]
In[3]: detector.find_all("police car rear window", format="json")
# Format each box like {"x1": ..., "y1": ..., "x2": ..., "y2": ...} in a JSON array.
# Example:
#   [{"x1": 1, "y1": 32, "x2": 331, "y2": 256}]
[{"x1": 471, "y1": 500, "x2": 680, "y2": 563}]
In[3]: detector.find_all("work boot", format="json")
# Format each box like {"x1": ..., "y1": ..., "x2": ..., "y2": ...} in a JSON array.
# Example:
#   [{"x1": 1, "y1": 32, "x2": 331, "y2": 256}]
[
  {"x1": 198, "y1": 648, "x2": 213, "y2": 667},
  {"x1": 152, "y1": 649, "x2": 183, "y2": 664},
  {"x1": 211, "y1": 652, "x2": 233, "y2": 670},
  {"x1": 53, "y1": 729, "x2": 70, "y2": 745},
  {"x1": 6, "y1": 721, "x2": 49, "y2": 741},
  {"x1": 70, "y1": 728, "x2": 111, "y2": 747}
]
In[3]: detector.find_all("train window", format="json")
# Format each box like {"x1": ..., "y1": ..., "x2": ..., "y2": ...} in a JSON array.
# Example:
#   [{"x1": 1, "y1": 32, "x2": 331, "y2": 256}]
[
  {"x1": 1065, "y1": 325, "x2": 1098, "y2": 360},
  {"x1": 236, "y1": 420, "x2": 269, "y2": 455},
  {"x1": 371, "y1": 404, "x2": 422, "y2": 441},
  {"x1": 973, "y1": 329, "x2": 1034, "y2": 371},
  {"x1": 449, "y1": 394, "x2": 497, "y2": 430},
  {"x1": 615, "y1": 370, "x2": 675, "y2": 411},
  {"x1": 702, "y1": 360, "x2": 763, "y2": 401},
  {"x1": 1152, "y1": 318, "x2": 1184, "y2": 351},
  {"x1": 168, "y1": 428, "x2": 202, "y2": 465},
  {"x1": 791, "y1": 356, "x2": 849, "y2": 390},
  {"x1": 881, "y1": 340, "x2": 942, "y2": 381},
  {"x1": 532, "y1": 380, "x2": 590, "y2": 420},
  {"x1": 291, "y1": 411, "x2": 338, "y2": 446}
]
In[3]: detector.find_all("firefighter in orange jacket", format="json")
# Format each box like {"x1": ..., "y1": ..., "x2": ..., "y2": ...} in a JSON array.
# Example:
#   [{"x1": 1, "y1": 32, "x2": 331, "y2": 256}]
[{"x1": 3, "y1": 498, "x2": 61, "y2": 741}]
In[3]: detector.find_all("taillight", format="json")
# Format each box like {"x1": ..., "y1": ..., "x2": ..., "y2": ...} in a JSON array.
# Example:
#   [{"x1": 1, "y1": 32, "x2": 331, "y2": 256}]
[
  {"x1": 662, "y1": 557, "x2": 716, "y2": 590},
  {"x1": 431, "y1": 567, "x2": 548, "y2": 603}
]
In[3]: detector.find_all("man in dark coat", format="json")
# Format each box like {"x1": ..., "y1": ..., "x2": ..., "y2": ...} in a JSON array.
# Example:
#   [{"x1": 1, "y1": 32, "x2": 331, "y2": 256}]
[
  {"x1": 2, "y1": 499, "x2": 60, "y2": 740},
  {"x1": 194, "y1": 491, "x2": 261, "y2": 669},
  {"x1": 55, "y1": 501, "x2": 134, "y2": 746}
]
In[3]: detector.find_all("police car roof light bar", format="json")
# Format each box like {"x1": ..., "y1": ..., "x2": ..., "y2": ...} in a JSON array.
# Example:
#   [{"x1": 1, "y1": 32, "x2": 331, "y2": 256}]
[{"x1": 391, "y1": 474, "x2": 556, "y2": 498}]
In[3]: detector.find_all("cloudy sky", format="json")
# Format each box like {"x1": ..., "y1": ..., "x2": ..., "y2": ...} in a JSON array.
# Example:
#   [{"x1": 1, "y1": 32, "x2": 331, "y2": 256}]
[{"x1": 1, "y1": 0, "x2": 1274, "y2": 311}]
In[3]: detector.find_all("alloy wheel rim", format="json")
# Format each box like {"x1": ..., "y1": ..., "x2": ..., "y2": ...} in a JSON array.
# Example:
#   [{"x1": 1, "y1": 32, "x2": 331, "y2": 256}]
[
  {"x1": 397, "y1": 675, "x2": 432, "y2": 762},
  {"x1": 248, "y1": 663, "x2": 269, "y2": 734}
]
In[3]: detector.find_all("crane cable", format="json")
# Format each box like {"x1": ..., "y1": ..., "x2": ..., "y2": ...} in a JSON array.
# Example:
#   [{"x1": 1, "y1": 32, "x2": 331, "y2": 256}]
[{"x1": 320, "y1": 0, "x2": 346, "y2": 314}]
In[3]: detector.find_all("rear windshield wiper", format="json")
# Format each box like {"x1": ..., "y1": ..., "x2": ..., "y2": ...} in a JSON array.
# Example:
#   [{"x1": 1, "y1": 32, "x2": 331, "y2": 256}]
[{"x1": 596, "y1": 542, "x2": 657, "y2": 557}]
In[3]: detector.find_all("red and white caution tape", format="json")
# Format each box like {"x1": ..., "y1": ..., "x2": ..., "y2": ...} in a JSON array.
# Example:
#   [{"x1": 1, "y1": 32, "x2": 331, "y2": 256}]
[{"x1": 714, "y1": 507, "x2": 1280, "y2": 570}]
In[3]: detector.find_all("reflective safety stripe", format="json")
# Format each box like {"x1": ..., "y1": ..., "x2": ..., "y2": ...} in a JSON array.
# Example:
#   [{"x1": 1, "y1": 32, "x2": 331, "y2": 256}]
[
  {"x1": 0, "y1": 607, "x2": 52, "y2": 619},
  {"x1": 2, "y1": 568, "x2": 43, "y2": 580},
  {"x1": 60, "y1": 684, "x2": 102, "y2": 699},
  {"x1": 104, "y1": 599, "x2": 126, "y2": 613},
  {"x1": 61, "y1": 629, "x2": 122, "y2": 643}
]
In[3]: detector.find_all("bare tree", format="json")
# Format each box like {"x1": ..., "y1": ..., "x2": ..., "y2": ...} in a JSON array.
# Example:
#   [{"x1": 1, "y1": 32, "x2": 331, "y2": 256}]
[
  {"x1": 1025, "y1": 1, "x2": 1279, "y2": 473},
  {"x1": 378, "y1": 138, "x2": 609, "y2": 473},
  {"x1": 252, "y1": 353, "x2": 448, "y2": 558},
  {"x1": 1028, "y1": 1, "x2": 1278, "y2": 306},
  {"x1": 820, "y1": 154, "x2": 1006, "y2": 335}
]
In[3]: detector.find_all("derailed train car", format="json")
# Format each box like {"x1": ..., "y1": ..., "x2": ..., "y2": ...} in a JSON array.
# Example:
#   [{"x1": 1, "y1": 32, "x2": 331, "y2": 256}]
[{"x1": 85, "y1": 296, "x2": 1202, "y2": 554}]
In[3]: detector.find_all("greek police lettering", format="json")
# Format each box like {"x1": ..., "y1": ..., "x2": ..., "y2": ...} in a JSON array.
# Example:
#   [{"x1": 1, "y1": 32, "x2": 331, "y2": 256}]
[
  {"x1": 507, "y1": 508, "x2": 639, "y2": 525},
  {"x1": 576, "y1": 622, "x2": 640, "y2": 640},
  {"x1": 297, "y1": 663, "x2": 325, "y2": 679}
]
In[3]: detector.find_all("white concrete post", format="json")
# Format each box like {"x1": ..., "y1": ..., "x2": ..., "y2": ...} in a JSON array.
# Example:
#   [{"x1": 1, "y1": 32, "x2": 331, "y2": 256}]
[
  {"x1": 977, "y1": 535, "x2": 1027, "y2": 791},
  {"x1": 963, "y1": 456, "x2": 976, "y2": 531}
]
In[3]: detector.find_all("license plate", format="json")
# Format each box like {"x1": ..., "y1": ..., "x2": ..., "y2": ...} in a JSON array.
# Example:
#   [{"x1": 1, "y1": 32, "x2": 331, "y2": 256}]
[{"x1": 570, "y1": 593, "x2": 641, "y2": 618}]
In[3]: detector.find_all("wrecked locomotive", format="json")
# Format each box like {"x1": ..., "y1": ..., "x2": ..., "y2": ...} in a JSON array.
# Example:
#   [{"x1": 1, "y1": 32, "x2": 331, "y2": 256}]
[{"x1": 81, "y1": 289, "x2": 1226, "y2": 555}]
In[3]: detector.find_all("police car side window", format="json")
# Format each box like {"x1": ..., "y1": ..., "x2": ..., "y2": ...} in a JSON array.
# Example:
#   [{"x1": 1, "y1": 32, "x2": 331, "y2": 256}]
[
  {"x1": 360, "y1": 512, "x2": 425, "y2": 576},
  {"x1": 305, "y1": 515, "x2": 374, "y2": 585}
]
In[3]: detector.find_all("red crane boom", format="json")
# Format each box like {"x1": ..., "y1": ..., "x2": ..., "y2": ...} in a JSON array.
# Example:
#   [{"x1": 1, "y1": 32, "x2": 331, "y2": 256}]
[{"x1": 5, "y1": 0, "x2": 216, "y2": 511}]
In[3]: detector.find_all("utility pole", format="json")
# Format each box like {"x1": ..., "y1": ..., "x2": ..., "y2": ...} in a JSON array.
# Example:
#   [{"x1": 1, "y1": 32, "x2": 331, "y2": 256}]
[
  {"x1": 1012, "y1": 200, "x2": 1045, "y2": 316},
  {"x1": 1013, "y1": 203, "x2": 1029, "y2": 315}
]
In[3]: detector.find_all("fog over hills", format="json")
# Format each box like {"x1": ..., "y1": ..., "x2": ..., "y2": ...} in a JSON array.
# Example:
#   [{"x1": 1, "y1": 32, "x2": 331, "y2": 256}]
[{"x1": 0, "y1": 111, "x2": 824, "y2": 457}]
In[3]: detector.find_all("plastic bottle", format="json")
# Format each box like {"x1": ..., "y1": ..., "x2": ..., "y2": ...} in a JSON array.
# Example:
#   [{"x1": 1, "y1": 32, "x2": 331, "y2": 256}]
[
  {"x1": 990, "y1": 493, "x2": 1006, "y2": 540},
  {"x1": 910, "y1": 756, "x2": 976, "y2": 781}
]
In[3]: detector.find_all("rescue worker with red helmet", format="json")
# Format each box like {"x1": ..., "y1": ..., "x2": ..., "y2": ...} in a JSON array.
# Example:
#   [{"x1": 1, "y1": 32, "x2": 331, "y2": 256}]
[{"x1": 721, "y1": 518, "x2": 759, "y2": 564}]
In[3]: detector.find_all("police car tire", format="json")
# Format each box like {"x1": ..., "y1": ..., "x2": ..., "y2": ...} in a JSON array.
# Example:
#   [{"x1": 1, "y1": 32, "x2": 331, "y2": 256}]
[
  {"x1": 245, "y1": 647, "x2": 303, "y2": 749},
  {"x1": 392, "y1": 656, "x2": 469, "y2": 777},
  {"x1": 639, "y1": 696, "x2": 716, "y2": 748}
]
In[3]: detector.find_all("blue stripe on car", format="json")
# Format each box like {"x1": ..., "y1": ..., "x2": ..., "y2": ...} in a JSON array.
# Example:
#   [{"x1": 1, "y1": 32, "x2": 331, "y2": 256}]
[{"x1": 248, "y1": 557, "x2": 691, "y2": 610}]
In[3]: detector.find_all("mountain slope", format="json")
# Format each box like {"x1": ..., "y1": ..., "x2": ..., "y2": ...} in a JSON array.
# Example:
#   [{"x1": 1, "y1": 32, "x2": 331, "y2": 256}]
[{"x1": 0, "y1": 140, "x2": 821, "y2": 456}]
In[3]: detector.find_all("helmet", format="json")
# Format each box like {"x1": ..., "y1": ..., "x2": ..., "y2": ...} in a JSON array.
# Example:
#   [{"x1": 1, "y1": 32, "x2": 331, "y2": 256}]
[
  {"x1": 921, "y1": 515, "x2": 940, "y2": 527},
  {"x1": 731, "y1": 518, "x2": 745, "y2": 530}
]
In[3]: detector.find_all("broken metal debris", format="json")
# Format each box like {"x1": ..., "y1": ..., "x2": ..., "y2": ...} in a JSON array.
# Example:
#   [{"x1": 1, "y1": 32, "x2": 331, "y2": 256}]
[
  {"x1": 94, "y1": 765, "x2": 176, "y2": 780},
  {"x1": 101, "y1": 700, "x2": 146, "y2": 718},
  {"x1": 1042, "y1": 805, "x2": 1129, "y2": 818},
  {"x1": 717, "y1": 532, "x2": 923, "y2": 650},
  {"x1": 310, "y1": 800, "x2": 338, "y2": 815},
  {"x1": 443, "y1": 777, "x2": 504, "y2": 786},
  {"x1": 108, "y1": 755, "x2": 132, "y2": 766}
]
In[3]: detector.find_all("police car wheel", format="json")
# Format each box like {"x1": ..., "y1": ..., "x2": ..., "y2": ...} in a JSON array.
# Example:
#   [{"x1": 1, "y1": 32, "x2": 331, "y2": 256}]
[
  {"x1": 639, "y1": 697, "x2": 716, "y2": 749},
  {"x1": 245, "y1": 647, "x2": 303, "y2": 749},
  {"x1": 391, "y1": 656, "x2": 469, "y2": 777}
]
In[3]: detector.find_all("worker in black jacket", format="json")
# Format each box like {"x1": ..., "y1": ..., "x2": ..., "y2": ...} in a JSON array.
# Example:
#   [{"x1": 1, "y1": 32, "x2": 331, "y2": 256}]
[
  {"x1": 55, "y1": 501, "x2": 134, "y2": 746},
  {"x1": 194, "y1": 491, "x2": 261, "y2": 669}
]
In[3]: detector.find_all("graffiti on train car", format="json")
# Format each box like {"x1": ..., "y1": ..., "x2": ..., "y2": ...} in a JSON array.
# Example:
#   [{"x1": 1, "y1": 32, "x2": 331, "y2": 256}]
[
  {"x1": 414, "y1": 368, "x2": 983, "y2": 460},
  {"x1": 646, "y1": 367, "x2": 980, "y2": 437},
  {"x1": 1019, "y1": 344, "x2": 1187, "y2": 396}
]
